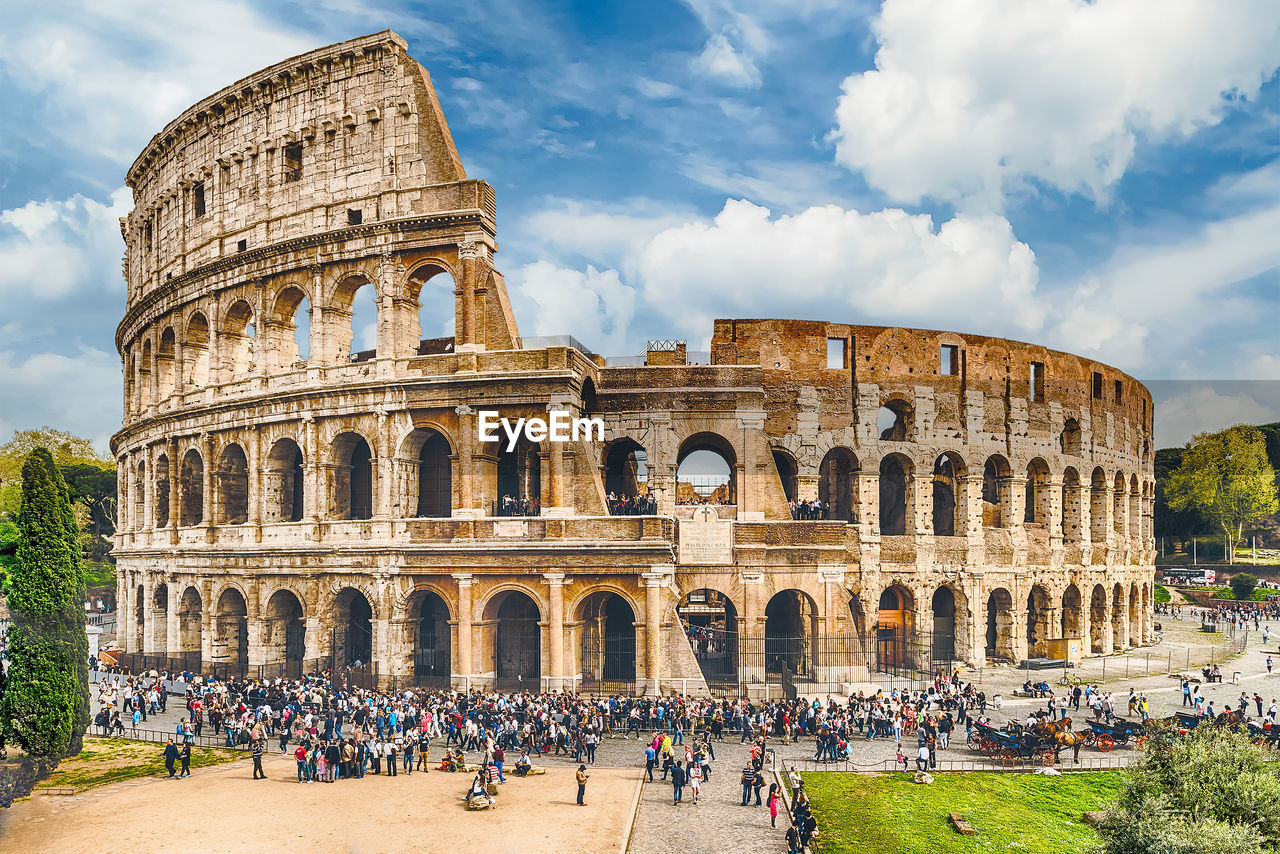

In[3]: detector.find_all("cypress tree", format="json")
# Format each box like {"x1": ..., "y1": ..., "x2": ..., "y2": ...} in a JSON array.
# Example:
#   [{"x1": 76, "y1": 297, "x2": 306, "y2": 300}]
[{"x1": 0, "y1": 448, "x2": 89, "y2": 758}]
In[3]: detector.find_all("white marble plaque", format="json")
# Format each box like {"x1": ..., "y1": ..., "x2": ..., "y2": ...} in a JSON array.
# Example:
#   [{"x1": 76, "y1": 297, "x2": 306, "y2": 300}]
[
  {"x1": 494, "y1": 520, "x2": 528, "y2": 537},
  {"x1": 679, "y1": 506, "x2": 733, "y2": 565}
]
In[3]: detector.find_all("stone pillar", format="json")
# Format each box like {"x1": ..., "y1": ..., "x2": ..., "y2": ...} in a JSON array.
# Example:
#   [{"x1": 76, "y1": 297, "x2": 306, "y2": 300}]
[
  {"x1": 167, "y1": 439, "x2": 180, "y2": 545},
  {"x1": 1101, "y1": 596, "x2": 1115, "y2": 655},
  {"x1": 854, "y1": 472, "x2": 880, "y2": 536},
  {"x1": 1008, "y1": 475, "x2": 1027, "y2": 531},
  {"x1": 454, "y1": 405, "x2": 476, "y2": 515},
  {"x1": 642, "y1": 567, "x2": 672, "y2": 694},
  {"x1": 1010, "y1": 603, "x2": 1029, "y2": 663},
  {"x1": 457, "y1": 242, "x2": 478, "y2": 349},
  {"x1": 739, "y1": 569, "x2": 766, "y2": 688},
  {"x1": 965, "y1": 579, "x2": 985, "y2": 667},
  {"x1": 245, "y1": 580, "x2": 264, "y2": 669},
  {"x1": 120, "y1": 571, "x2": 135, "y2": 654},
  {"x1": 907, "y1": 471, "x2": 930, "y2": 536},
  {"x1": 375, "y1": 409, "x2": 393, "y2": 518},
  {"x1": 249, "y1": 427, "x2": 263, "y2": 539},
  {"x1": 166, "y1": 585, "x2": 180, "y2": 658},
  {"x1": 545, "y1": 573, "x2": 566, "y2": 691},
  {"x1": 302, "y1": 416, "x2": 319, "y2": 521},
  {"x1": 200, "y1": 434, "x2": 214, "y2": 527},
  {"x1": 1047, "y1": 475, "x2": 1064, "y2": 548},
  {"x1": 453, "y1": 573, "x2": 474, "y2": 689}
]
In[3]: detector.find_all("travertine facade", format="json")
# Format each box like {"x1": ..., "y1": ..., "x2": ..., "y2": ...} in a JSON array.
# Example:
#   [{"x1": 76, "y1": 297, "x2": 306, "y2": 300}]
[{"x1": 112, "y1": 31, "x2": 1155, "y2": 695}]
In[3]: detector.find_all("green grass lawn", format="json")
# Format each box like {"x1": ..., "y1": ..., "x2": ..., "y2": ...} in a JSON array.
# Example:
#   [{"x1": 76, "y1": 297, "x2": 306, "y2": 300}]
[
  {"x1": 801, "y1": 771, "x2": 1122, "y2": 854},
  {"x1": 36, "y1": 736, "x2": 243, "y2": 793},
  {"x1": 1154, "y1": 584, "x2": 1170, "y2": 604}
]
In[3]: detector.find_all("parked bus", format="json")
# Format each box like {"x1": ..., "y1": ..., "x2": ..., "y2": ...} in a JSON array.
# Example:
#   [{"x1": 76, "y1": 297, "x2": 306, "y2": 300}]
[{"x1": 1159, "y1": 567, "x2": 1217, "y2": 586}]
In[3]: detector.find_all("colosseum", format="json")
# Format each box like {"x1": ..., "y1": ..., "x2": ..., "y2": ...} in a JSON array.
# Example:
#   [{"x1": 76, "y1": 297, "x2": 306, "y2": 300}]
[{"x1": 111, "y1": 31, "x2": 1155, "y2": 697}]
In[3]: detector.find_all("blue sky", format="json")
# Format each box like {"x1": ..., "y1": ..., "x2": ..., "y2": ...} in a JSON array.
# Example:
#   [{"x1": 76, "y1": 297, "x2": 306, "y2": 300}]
[{"x1": 1, "y1": 0, "x2": 1279, "y2": 453}]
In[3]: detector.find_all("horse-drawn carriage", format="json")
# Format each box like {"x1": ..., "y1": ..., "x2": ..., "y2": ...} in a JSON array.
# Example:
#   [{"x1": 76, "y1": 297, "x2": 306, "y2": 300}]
[
  {"x1": 968, "y1": 718, "x2": 1076, "y2": 765},
  {"x1": 1081, "y1": 717, "x2": 1147, "y2": 752}
]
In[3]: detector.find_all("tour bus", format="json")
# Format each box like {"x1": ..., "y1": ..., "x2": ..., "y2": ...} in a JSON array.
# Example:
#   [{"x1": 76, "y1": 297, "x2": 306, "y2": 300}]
[{"x1": 1159, "y1": 567, "x2": 1218, "y2": 586}]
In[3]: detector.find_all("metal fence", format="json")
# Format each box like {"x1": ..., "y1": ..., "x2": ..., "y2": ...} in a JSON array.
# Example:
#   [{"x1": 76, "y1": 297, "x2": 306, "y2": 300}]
[
  {"x1": 793, "y1": 754, "x2": 1136, "y2": 774},
  {"x1": 87, "y1": 727, "x2": 251, "y2": 752}
]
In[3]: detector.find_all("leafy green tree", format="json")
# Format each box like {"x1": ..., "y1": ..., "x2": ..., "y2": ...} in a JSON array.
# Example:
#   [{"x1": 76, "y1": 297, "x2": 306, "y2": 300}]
[
  {"x1": 1231, "y1": 572, "x2": 1258, "y2": 601},
  {"x1": 0, "y1": 449, "x2": 90, "y2": 759},
  {"x1": 1100, "y1": 727, "x2": 1280, "y2": 854},
  {"x1": 1154, "y1": 447, "x2": 1211, "y2": 552},
  {"x1": 1167, "y1": 426, "x2": 1279, "y2": 564}
]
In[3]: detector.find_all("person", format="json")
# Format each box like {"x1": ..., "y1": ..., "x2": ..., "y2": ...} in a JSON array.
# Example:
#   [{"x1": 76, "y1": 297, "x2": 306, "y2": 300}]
[
  {"x1": 493, "y1": 744, "x2": 505, "y2": 782},
  {"x1": 468, "y1": 769, "x2": 491, "y2": 809},
  {"x1": 163, "y1": 738, "x2": 179, "y2": 778},
  {"x1": 767, "y1": 782, "x2": 780, "y2": 827},
  {"x1": 671, "y1": 759, "x2": 685, "y2": 805},
  {"x1": 178, "y1": 741, "x2": 192, "y2": 778},
  {"x1": 916, "y1": 743, "x2": 929, "y2": 772},
  {"x1": 514, "y1": 749, "x2": 533, "y2": 777},
  {"x1": 740, "y1": 762, "x2": 757, "y2": 806},
  {"x1": 385, "y1": 736, "x2": 398, "y2": 776},
  {"x1": 251, "y1": 730, "x2": 267, "y2": 780},
  {"x1": 576, "y1": 763, "x2": 589, "y2": 806},
  {"x1": 785, "y1": 821, "x2": 801, "y2": 854},
  {"x1": 295, "y1": 743, "x2": 308, "y2": 782},
  {"x1": 689, "y1": 759, "x2": 703, "y2": 805},
  {"x1": 644, "y1": 742, "x2": 656, "y2": 782}
]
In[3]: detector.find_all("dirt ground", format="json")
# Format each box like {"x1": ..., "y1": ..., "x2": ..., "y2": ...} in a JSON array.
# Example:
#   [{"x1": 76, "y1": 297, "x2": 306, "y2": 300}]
[{"x1": 0, "y1": 753, "x2": 641, "y2": 854}]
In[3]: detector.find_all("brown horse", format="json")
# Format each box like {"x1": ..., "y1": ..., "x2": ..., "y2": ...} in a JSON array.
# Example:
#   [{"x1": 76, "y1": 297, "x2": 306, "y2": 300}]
[{"x1": 1052, "y1": 729, "x2": 1085, "y2": 763}]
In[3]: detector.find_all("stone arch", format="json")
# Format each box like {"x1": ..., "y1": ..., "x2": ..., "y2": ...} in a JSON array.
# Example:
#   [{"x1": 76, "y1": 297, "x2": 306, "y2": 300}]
[
  {"x1": 264, "y1": 588, "x2": 306, "y2": 676},
  {"x1": 878, "y1": 453, "x2": 912, "y2": 535},
  {"x1": 677, "y1": 432, "x2": 737, "y2": 505},
  {"x1": 138, "y1": 339, "x2": 153, "y2": 409},
  {"x1": 265, "y1": 437, "x2": 305, "y2": 523},
  {"x1": 982, "y1": 454, "x2": 1012, "y2": 527},
  {"x1": 1026, "y1": 584, "x2": 1052, "y2": 657},
  {"x1": 407, "y1": 261, "x2": 457, "y2": 354},
  {"x1": 1112, "y1": 582, "x2": 1127, "y2": 649},
  {"x1": 330, "y1": 273, "x2": 377, "y2": 363},
  {"x1": 157, "y1": 326, "x2": 176, "y2": 398},
  {"x1": 986, "y1": 587, "x2": 1015, "y2": 662},
  {"x1": 1129, "y1": 474, "x2": 1141, "y2": 542},
  {"x1": 577, "y1": 589, "x2": 638, "y2": 686},
  {"x1": 215, "y1": 443, "x2": 249, "y2": 525},
  {"x1": 819, "y1": 447, "x2": 859, "y2": 523},
  {"x1": 154, "y1": 453, "x2": 170, "y2": 529},
  {"x1": 877, "y1": 397, "x2": 913, "y2": 441},
  {"x1": 603, "y1": 438, "x2": 649, "y2": 505},
  {"x1": 399, "y1": 427, "x2": 453, "y2": 518},
  {"x1": 213, "y1": 585, "x2": 249, "y2": 674},
  {"x1": 333, "y1": 586, "x2": 375, "y2": 666},
  {"x1": 1024, "y1": 458, "x2": 1051, "y2": 524},
  {"x1": 931, "y1": 583, "x2": 969, "y2": 663},
  {"x1": 1062, "y1": 467, "x2": 1082, "y2": 543},
  {"x1": 1089, "y1": 583, "x2": 1107, "y2": 654},
  {"x1": 1112, "y1": 472, "x2": 1127, "y2": 535},
  {"x1": 134, "y1": 583, "x2": 146, "y2": 651},
  {"x1": 677, "y1": 588, "x2": 738, "y2": 684},
  {"x1": 764, "y1": 589, "x2": 819, "y2": 677},
  {"x1": 772, "y1": 448, "x2": 798, "y2": 504},
  {"x1": 1129, "y1": 581, "x2": 1140, "y2": 647},
  {"x1": 932, "y1": 451, "x2": 966, "y2": 536},
  {"x1": 178, "y1": 586, "x2": 202, "y2": 654},
  {"x1": 221, "y1": 298, "x2": 256, "y2": 378},
  {"x1": 1060, "y1": 417, "x2": 1082, "y2": 455},
  {"x1": 331, "y1": 431, "x2": 375, "y2": 520},
  {"x1": 184, "y1": 311, "x2": 210, "y2": 387},
  {"x1": 133, "y1": 459, "x2": 146, "y2": 530},
  {"x1": 179, "y1": 448, "x2": 204, "y2": 526},
  {"x1": 410, "y1": 587, "x2": 453, "y2": 687},
  {"x1": 876, "y1": 583, "x2": 916, "y2": 667},
  {"x1": 1090, "y1": 467, "x2": 1109, "y2": 543},
  {"x1": 1062, "y1": 584, "x2": 1083, "y2": 639},
  {"x1": 482, "y1": 588, "x2": 543, "y2": 687},
  {"x1": 496, "y1": 434, "x2": 541, "y2": 512},
  {"x1": 268, "y1": 284, "x2": 311, "y2": 369}
]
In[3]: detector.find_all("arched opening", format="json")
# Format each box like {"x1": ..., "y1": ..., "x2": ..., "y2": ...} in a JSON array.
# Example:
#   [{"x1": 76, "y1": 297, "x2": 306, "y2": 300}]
[
  {"x1": 178, "y1": 587, "x2": 202, "y2": 657},
  {"x1": 411, "y1": 430, "x2": 453, "y2": 518},
  {"x1": 1089, "y1": 584, "x2": 1107, "y2": 654},
  {"x1": 932, "y1": 452, "x2": 965, "y2": 536},
  {"x1": 179, "y1": 449, "x2": 204, "y2": 526},
  {"x1": 138, "y1": 340, "x2": 153, "y2": 409},
  {"x1": 1129, "y1": 475, "x2": 1141, "y2": 542},
  {"x1": 877, "y1": 399, "x2": 912, "y2": 441},
  {"x1": 151, "y1": 585, "x2": 169, "y2": 652},
  {"x1": 878, "y1": 454, "x2": 910, "y2": 535},
  {"x1": 1090, "y1": 468, "x2": 1109, "y2": 543},
  {"x1": 677, "y1": 433, "x2": 736, "y2": 505},
  {"x1": 876, "y1": 584, "x2": 915, "y2": 668},
  {"x1": 409, "y1": 264, "x2": 457, "y2": 355},
  {"x1": 157, "y1": 327, "x2": 176, "y2": 398},
  {"x1": 1025, "y1": 458, "x2": 1050, "y2": 524},
  {"x1": 124, "y1": 351, "x2": 135, "y2": 417},
  {"x1": 496, "y1": 435, "x2": 540, "y2": 514},
  {"x1": 332, "y1": 432, "x2": 374, "y2": 520},
  {"x1": 264, "y1": 589, "x2": 305, "y2": 678},
  {"x1": 1026, "y1": 584, "x2": 1051, "y2": 657},
  {"x1": 1129, "y1": 582, "x2": 1140, "y2": 647},
  {"x1": 1060, "y1": 418, "x2": 1082, "y2": 455},
  {"x1": 414, "y1": 590, "x2": 452, "y2": 688},
  {"x1": 1112, "y1": 582, "x2": 1126, "y2": 650},
  {"x1": 579, "y1": 591, "x2": 637, "y2": 688},
  {"x1": 1113, "y1": 473, "x2": 1127, "y2": 536},
  {"x1": 677, "y1": 588, "x2": 738, "y2": 688},
  {"x1": 214, "y1": 587, "x2": 248, "y2": 675},
  {"x1": 603, "y1": 439, "x2": 650, "y2": 514},
  {"x1": 334, "y1": 588, "x2": 373, "y2": 666},
  {"x1": 772, "y1": 449, "x2": 798, "y2": 504},
  {"x1": 986, "y1": 588, "x2": 1015, "y2": 662},
  {"x1": 134, "y1": 460, "x2": 146, "y2": 530},
  {"x1": 265, "y1": 438, "x2": 305, "y2": 523},
  {"x1": 215, "y1": 443, "x2": 249, "y2": 525},
  {"x1": 1062, "y1": 584, "x2": 1083, "y2": 639},
  {"x1": 184, "y1": 312, "x2": 210, "y2": 387},
  {"x1": 134, "y1": 584, "x2": 145, "y2": 651},
  {"x1": 764, "y1": 590, "x2": 817, "y2": 677},
  {"x1": 931, "y1": 585, "x2": 968, "y2": 664},
  {"x1": 819, "y1": 447, "x2": 859, "y2": 523},
  {"x1": 488, "y1": 591, "x2": 541, "y2": 688},
  {"x1": 154, "y1": 454, "x2": 170, "y2": 529},
  {"x1": 268, "y1": 286, "x2": 311, "y2": 369},
  {"x1": 1062, "y1": 467, "x2": 1082, "y2": 544},
  {"x1": 221, "y1": 299, "x2": 256, "y2": 379},
  {"x1": 982, "y1": 455, "x2": 1012, "y2": 527},
  {"x1": 333, "y1": 277, "x2": 378, "y2": 363}
]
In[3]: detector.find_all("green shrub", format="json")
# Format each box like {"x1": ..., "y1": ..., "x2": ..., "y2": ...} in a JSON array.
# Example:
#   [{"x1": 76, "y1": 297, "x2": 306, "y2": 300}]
[{"x1": 1231, "y1": 572, "x2": 1259, "y2": 601}]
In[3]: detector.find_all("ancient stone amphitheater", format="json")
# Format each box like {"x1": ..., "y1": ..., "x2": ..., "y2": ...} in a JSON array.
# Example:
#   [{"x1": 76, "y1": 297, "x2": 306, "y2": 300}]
[{"x1": 112, "y1": 31, "x2": 1155, "y2": 696}]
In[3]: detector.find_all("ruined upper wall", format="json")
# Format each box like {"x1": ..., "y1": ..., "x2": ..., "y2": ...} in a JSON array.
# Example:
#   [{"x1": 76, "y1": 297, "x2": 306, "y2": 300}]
[{"x1": 121, "y1": 30, "x2": 477, "y2": 304}]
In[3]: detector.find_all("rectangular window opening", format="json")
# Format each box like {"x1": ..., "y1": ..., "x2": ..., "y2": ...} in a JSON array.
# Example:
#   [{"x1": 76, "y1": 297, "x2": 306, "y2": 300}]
[
  {"x1": 940, "y1": 344, "x2": 959, "y2": 376},
  {"x1": 1114, "y1": 379, "x2": 1123, "y2": 403},
  {"x1": 283, "y1": 142, "x2": 302, "y2": 183},
  {"x1": 347, "y1": 208, "x2": 363, "y2": 226},
  {"x1": 826, "y1": 337, "x2": 847, "y2": 370},
  {"x1": 1029, "y1": 361, "x2": 1045, "y2": 403},
  {"x1": 236, "y1": 239, "x2": 247, "y2": 253},
  {"x1": 192, "y1": 181, "x2": 206, "y2": 218},
  {"x1": 1092, "y1": 372, "x2": 1103, "y2": 399}
]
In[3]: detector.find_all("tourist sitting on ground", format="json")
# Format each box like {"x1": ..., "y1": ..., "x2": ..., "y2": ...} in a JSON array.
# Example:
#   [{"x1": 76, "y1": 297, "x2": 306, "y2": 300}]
[
  {"x1": 466, "y1": 770, "x2": 493, "y2": 809},
  {"x1": 439, "y1": 747, "x2": 465, "y2": 772},
  {"x1": 514, "y1": 749, "x2": 533, "y2": 776}
]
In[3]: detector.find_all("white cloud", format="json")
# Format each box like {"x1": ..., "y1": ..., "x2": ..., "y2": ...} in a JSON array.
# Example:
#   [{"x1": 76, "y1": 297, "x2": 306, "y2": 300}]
[
  {"x1": 1153, "y1": 385, "x2": 1280, "y2": 447},
  {"x1": 0, "y1": 347, "x2": 122, "y2": 453},
  {"x1": 833, "y1": 0, "x2": 1280, "y2": 208},
  {"x1": 0, "y1": 188, "x2": 132, "y2": 300},
  {"x1": 693, "y1": 33, "x2": 762, "y2": 88},
  {"x1": 515, "y1": 198, "x2": 699, "y2": 265},
  {"x1": 515, "y1": 261, "x2": 635, "y2": 343},
  {"x1": 0, "y1": 1, "x2": 318, "y2": 163}
]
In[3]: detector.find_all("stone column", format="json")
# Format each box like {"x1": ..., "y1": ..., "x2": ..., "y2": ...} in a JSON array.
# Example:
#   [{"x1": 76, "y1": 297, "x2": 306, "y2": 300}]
[
  {"x1": 120, "y1": 571, "x2": 135, "y2": 654},
  {"x1": 166, "y1": 584, "x2": 180, "y2": 659},
  {"x1": 907, "y1": 471, "x2": 930, "y2": 536},
  {"x1": 454, "y1": 405, "x2": 476, "y2": 515},
  {"x1": 545, "y1": 573, "x2": 566, "y2": 691},
  {"x1": 1047, "y1": 475, "x2": 1064, "y2": 548},
  {"x1": 1101, "y1": 595, "x2": 1115, "y2": 655},
  {"x1": 457, "y1": 242, "x2": 478, "y2": 349},
  {"x1": 302, "y1": 415, "x2": 319, "y2": 521},
  {"x1": 642, "y1": 567, "x2": 672, "y2": 694},
  {"x1": 167, "y1": 439, "x2": 180, "y2": 545},
  {"x1": 249, "y1": 426, "x2": 263, "y2": 540},
  {"x1": 375, "y1": 409, "x2": 393, "y2": 518},
  {"x1": 453, "y1": 573, "x2": 474, "y2": 689}
]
